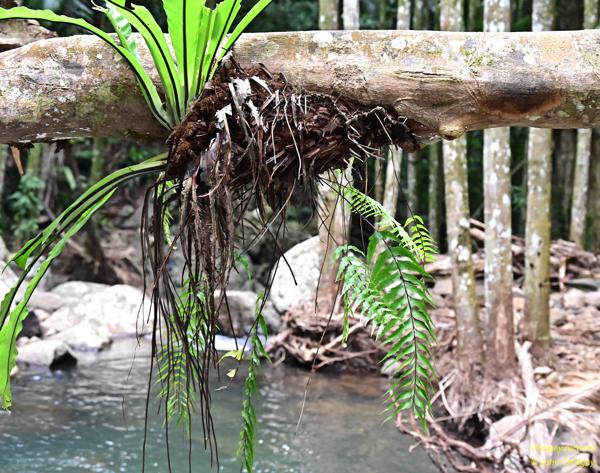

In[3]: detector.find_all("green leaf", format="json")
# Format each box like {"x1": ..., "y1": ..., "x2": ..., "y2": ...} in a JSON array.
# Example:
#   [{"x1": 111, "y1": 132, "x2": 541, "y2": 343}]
[
  {"x1": 0, "y1": 191, "x2": 115, "y2": 409},
  {"x1": 104, "y1": 0, "x2": 183, "y2": 123}
]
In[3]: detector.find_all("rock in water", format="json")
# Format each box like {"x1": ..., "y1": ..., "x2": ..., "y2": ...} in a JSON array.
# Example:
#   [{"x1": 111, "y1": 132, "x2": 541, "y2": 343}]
[
  {"x1": 215, "y1": 290, "x2": 280, "y2": 336},
  {"x1": 46, "y1": 283, "x2": 147, "y2": 337},
  {"x1": 16, "y1": 340, "x2": 77, "y2": 369},
  {"x1": 269, "y1": 236, "x2": 322, "y2": 314}
]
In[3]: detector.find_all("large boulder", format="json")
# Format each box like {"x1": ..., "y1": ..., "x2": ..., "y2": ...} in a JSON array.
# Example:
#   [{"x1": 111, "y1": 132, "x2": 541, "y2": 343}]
[
  {"x1": 46, "y1": 283, "x2": 147, "y2": 336},
  {"x1": 42, "y1": 282, "x2": 147, "y2": 350},
  {"x1": 269, "y1": 236, "x2": 322, "y2": 314},
  {"x1": 48, "y1": 320, "x2": 112, "y2": 351},
  {"x1": 16, "y1": 339, "x2": 76, "y2": 368},
  {"x1": 49, "y1": 281, "x2": 108, "y2": 307},
  {"x1": 215, "y1": 290, "x2": 280, "y2": 336}
]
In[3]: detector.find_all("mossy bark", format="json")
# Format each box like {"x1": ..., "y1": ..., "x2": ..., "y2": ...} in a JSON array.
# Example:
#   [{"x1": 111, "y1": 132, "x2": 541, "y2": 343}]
[
  {"x1": 524, "y1": 128, "x2": 552, "y2": 353},
  {"x1": 441, "y1": 0, "x2": 483, "y2": 367},
  {"x1": 569, "y1": 0, "x2": 599, "y2": 248},
  {"x1": 523, "y1": 0, "x2": 555, "y2": 357},
  {"x1": 483, "y1": 0, "x2": 516, "y2": 379},
  {"x1": 319, "y1": 0, "x2": 340, "y2": 30},
  {"x1": 3, "y1": 31, "x2": 600, "y2": 144}
]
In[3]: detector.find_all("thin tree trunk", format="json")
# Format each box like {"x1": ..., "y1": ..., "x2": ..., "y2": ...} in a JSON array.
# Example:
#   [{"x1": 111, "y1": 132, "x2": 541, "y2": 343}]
[
  {"x1": 318, "y1": 0, "x2": 345, "y2": 313},
  {"x1": 0, "y1": 146, "x2": 6, "y2": 205},
  {"x1": 524, "y1": 129, "x2": 553, "y2": 352},
  {"x1": 484, "y1": 0, "x2": 516, "y2": 379},
  {"x1": 569, "y1": 0, "x2": 598, "y2": 247},
  {"x1": 553, "y1": 130, "x2": 576, "y2": 236},
  {"x1": 570, "y1": 130, "x2": 591, "y2": 246},
  {"x1": 428, "y1": 142, "x2": 440, "y2": 243},
  {"x1": 397, "y1": 0, "x2": 411, "y2": 29},
  {"x1": 588, "y1": 129, "x2": 600, "y2": 252},
  {"x1": 441, "y1": 0, "x2": 484, "y2": 368},
  {"x1": 319, "y1": 0, "x2": 340, "y2": 29},
  {"x1": 383, "y1": 147, "x2": 403, "y2": 217},
  {"x1": 343, "y1": 0, "x2": 360, "y2": 30},
  {"x1": 413, "y1": 0, "x2": 426, "y2": 29},
  {"x1": 523, "y1": 0, "x2": 555, "y2": 358},
  {"x1": 443, "y1": 136, "x2": 483, "y2": 366},
  {"x1": 585, "y1": 1, "x2": 599, "y2": 252},
  {"x1": 468, "y1": 0, "x2": 483, "y2": 31},
  {"x1": 406, "y1": 151, "x2": 419, "y2": 212}
]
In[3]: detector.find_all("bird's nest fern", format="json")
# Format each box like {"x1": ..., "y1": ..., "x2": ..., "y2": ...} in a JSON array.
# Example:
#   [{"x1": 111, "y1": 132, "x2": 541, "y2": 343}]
[{"x1": 0, "y1": 1, "x2": 434, "y2": 470}]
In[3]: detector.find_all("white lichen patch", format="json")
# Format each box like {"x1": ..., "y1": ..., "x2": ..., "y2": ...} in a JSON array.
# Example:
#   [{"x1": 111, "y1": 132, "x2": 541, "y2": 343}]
[
  {"x1": 312, "y1": 31, "x2": 334, "y2": 46},
  {"x1": 391, "y1": 37, "x2": 407, "y2": 50}
]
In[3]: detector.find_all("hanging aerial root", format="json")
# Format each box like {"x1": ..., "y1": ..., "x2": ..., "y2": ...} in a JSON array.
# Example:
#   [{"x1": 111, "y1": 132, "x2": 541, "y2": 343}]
[
  {"x1": 166, "y1": 61, "x2": 418, "y2": 212},
  {"x1": 144, "y1": 61, "x2": 419, "y2": 462}
]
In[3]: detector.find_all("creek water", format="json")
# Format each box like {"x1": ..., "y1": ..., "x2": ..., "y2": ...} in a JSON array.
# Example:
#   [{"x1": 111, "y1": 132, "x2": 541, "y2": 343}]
[{"x1": 0, "y1": 339, "x2": 437, "y2": 473}]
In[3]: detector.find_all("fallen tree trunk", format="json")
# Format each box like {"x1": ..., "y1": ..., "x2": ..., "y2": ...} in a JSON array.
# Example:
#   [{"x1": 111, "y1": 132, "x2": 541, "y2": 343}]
[{"x1": 1, "y1": 30, "x2": 600, "y2": 144}]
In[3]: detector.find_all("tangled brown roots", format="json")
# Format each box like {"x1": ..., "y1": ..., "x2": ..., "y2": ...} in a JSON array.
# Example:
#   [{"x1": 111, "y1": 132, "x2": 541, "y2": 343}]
[{"x1": 142, "y1": 60, "x2": 419, "y2": 462}]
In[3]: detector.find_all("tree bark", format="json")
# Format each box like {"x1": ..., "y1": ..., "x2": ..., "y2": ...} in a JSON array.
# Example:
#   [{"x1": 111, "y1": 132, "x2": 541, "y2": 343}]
[
  {"x1": 0, "y1": 146, "x2": 6, "y2": 203},
  {"x1": 440, "y1": 0, "x2": 484, "y2": 368},
  {"x1": 569, "y1": 0, "x2": 599, "y2": 248},
  {"x1": 443, "y1": 134, "x2": 483, "y2": 367},
  {"x1": 396, "y1": 0, "x2": 411, "y2": 29},
  {"x1": 0, "y1": 19, "x2": 55, "y2": 51},
  {"x1": 570, "y1": 130, "x2": 591, "y2": 246},
  {"x1": 427, "y1": 142, "x2": 440, "y2": 243},
  {"x1": 318, "y1": 0, "x2": 344, "y2": 314},
  {"x1": 553, "y1": 130, "x2": 576, "y2": 235},
  {"x1": 483, "y1": 0, "x2": 516, "y2": 379},
  {"x1": 383, "y1": 147, "x2": 402, "y2": 217},
  {"x1": 524, "y1": 128, "x2": 553, "y2": 352},
  {"x1": 523, "y1": 0, "x2": 555, "y2": 358},
  {"x1": 413, "y1": 0, "x2": 426, "y2": 29},
  {"x1": 589, "y1": 129, "x2": 600, "y2": 252},
  {"x1": 2, "y1": 30, "x2": 600, "y2": 144},
  {"x1": 319, "y1": 0, "x2": 340, "y2": 29},
  {"x1": 343, "y1": 0, "x2": 360, "y2": 30}
]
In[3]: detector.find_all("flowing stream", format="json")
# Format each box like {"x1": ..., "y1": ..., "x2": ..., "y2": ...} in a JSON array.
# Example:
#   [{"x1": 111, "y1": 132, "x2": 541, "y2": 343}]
[{"x1": 0, "y1": 339, "x2": 437, "y2": 473}]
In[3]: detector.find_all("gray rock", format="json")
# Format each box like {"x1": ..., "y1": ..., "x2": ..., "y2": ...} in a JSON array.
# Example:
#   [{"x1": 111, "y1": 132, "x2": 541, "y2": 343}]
[
  {"x1": 432, "y1": 277, "x2": 453, "y2": 297},
  {"x1": 28, "y1": 291, "x2": 65, "y2": 312},
  {"x1": 216, "y1": 290, "x2": 281, "y2": 336},
  {"x1": 48, "y1": 320, "x2": 112, "y2": 351},
  {"x1": 269, "y1": 236, "x2": 322, "y2": 314},
  {"x1": 44, "y1": 283, "x2": 147, "y2": 337},
  {"x1": 50, "y1": 281, "x2": 109, "y2": 306},
  {"x1": 16, "y1": 340, "x2": 77, "y2": 368},
  {"x1": 563, "y1": 288, "x2": 585, "y2": 310},
  {"x1": 583, "y1": 291, "x2": 600, "y2": 309}
]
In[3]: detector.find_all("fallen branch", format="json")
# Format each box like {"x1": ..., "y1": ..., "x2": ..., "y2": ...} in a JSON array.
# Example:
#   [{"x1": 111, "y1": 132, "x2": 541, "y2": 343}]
[{"x1": 2, "y1": 30, "x2": 600, "y2": 143}]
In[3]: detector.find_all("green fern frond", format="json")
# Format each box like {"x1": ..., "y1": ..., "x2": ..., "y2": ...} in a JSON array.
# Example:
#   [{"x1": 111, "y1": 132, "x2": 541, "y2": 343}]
[
  {"x1": 340, "y1": 185, "x2": 437, "y2": 264},
  {"x1": 335, "y1": 231, "x2": 436, "y2": 428},
  {"x1": 237, "y1": 293, "x2": 271, "y2": 473},
  {"x1": 156, "y1": 281, "x2": 208, "y2": 431}
]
